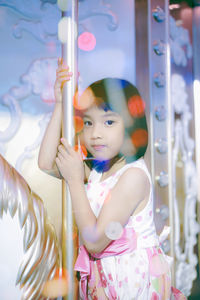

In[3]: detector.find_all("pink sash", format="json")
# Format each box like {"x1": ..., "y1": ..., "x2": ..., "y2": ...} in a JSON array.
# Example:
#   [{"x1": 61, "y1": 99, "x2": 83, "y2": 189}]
[{"x1": 74, "y1": 228, "x2": 137, "y2": 299}]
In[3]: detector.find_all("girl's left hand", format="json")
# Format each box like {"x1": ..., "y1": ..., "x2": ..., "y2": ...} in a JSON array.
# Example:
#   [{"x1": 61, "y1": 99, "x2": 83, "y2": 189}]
[{"x1": 55, "y1": 138, "x2": 84, "y2": 184}]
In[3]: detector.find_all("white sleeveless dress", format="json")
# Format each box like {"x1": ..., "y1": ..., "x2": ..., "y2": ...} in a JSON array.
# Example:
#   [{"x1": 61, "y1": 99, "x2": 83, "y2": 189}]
[{"x1": 79, "y1": 158, "x2": 185, "y2": 300}]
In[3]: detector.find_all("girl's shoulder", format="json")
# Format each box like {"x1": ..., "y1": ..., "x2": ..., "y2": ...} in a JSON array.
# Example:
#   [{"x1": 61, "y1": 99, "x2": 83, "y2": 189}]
[
  {"x1": 100, "y1": 158, "x2": 151, "y2": 189},
  {"x1": 109, "y1": 159, "x2": 151, "y2": 210},
  {"x1": 115, "y1": 158, "x2": 151, "y2": 184},
  {"x1": 86, "y1": 157, "x2": 151, "y2": 187}
]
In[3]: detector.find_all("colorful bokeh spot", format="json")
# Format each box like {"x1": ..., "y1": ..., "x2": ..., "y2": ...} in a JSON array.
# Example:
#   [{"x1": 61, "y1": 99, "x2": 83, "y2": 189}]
[
  {"x1": 150, "y1": 291, "x2": 160, "y2": 300},
  {"x1": 57, "y1": 0, "x2": 68, "y2": 11},
  {"x1": 149, "y1": 253, "x2": 169, "y2": 277},
  {"x1": 151, "y1": 275, "x2": 171, "y2": 299},
  {"x1": 58, "y1": 17, "x2": 68, "y2": 44},
  {"x1": 74, "y1": 116, "x2": 84, "y2": 133},
  {"x1": 105, "y1": 221, "x2": 123, "y2": 240},
  {"x1": 42, "y1": 268, "x2": 69, "y2": 298},
  {"x1": 73, "y1": 88, "x2": 95, "y2": 110},
  {"x1": 151, "y1": 277, "x2": 162, "y2": 294},
  {"x1": 74, "y1": 144, "x2": 87, "y2": 159},
  {"x1": 73, "y1": 230, "x2": 78, "y2": 241},
  {"x1": 55, "y1": 268, "x2": 69, "y2": 280},
  {"x1": 42, "y1": 98, "x2": 56, "y2": 104},
  {"x1": 58, "y1": 17, "x2": 77, "y2": 43},
  {"x1": 128, "y1": 95, "x2": 146, "y2": 117},
  {"x1": 78, "y1": 32, "x2": 96, "y2": 51},
  {"x1": 131, "y1": 129, "x2": 148, "y2": 148}
]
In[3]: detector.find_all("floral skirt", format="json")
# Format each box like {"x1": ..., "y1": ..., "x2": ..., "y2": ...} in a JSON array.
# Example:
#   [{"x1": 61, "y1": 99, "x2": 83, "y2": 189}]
[{"x1": 86, "y1": 247, "x2": 186, "y2": 300}]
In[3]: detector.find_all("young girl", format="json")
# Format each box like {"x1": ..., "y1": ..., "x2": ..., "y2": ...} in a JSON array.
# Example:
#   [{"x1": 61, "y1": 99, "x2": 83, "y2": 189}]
[{"x1": 38, "y1": 59, "x2": 186, "y2": 300}]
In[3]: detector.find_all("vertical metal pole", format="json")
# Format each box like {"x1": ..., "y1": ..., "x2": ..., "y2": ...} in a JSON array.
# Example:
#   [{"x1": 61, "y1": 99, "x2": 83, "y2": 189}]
[
  {"x1": 193, "y1": 5, "x2": 200, "y2": 272},
  {"x1": 164, "y1": 0, "x2": 174, "y2": 285},
  {"x1": 147, "y1": 0, "x2": 175, "y2": 284},
  {"x1": 61, "y1": 1, "x2": 79, "y2": 299},
  {"x1": 135, "y1": 0, "x2": 151, "y2": 173}
]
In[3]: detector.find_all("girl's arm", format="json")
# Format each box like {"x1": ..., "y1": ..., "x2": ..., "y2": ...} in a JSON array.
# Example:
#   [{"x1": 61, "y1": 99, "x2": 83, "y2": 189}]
[
  {"x1": 38, "y1": 59, "x2": 73, "y2": 178},
  {"x1": 38, "y1": 102, "x2": 62, "y2": 177},
  {"x1": 56, "y1": 138, "x2": 150, "y2": 254}
]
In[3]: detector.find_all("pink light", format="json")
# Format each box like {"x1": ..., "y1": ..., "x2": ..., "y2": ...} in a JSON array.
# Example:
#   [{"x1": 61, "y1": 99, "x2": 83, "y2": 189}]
[
  {"x1": 41, "y1": 98, "x2": 55, "y2": 104},
  {"x1": 78, "y1": 32, "x2": 96, "y2": 51},
  {"x1": 169, "y1": 4, "x2": 180, "y2": 10}
]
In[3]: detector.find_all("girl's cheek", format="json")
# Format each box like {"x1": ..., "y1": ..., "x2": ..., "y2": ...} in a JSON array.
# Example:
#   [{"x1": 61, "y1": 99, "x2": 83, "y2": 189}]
[
  {"x1": 82, "y1": 135, "x2": 89, "y2": 146},
  {"x1": 83, "y1": 131, "x2": 90, "y2": 141}
]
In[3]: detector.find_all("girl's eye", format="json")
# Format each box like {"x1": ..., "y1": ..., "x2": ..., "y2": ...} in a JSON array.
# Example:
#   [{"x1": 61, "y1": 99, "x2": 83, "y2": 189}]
[
  {"x1": 105, "y1": 120, "x2": 115, "y2": 126},
  {"x1": 84, "y1": 120, "x2": 92, "y2": 127}
]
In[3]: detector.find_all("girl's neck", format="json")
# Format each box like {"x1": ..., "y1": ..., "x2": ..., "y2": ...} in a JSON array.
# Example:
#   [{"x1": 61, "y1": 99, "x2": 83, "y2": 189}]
[
  {"x1": 100, "y1": 156, "x2": 126, "y2": 182},
  {"x1": 84, "y1": 155, "x2": 126, "y2": 183},
  {"x1": 92, "y1": 155, "x2": 124, "y2": 172}
]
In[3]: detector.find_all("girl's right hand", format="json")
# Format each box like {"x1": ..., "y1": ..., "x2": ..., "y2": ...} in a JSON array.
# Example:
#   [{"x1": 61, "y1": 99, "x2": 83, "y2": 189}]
[{"x1": 54, "y1": 58, "x2": 73, "y2": 103}]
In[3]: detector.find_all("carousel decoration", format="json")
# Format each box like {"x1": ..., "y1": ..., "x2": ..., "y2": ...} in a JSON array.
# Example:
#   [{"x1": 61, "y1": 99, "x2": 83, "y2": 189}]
[
  {"x1": 0, "y1": 154, "x2": 60, "y2": 299},
  {"x1": 171, "y1": 74, "x2": 200, "y2": 297}
]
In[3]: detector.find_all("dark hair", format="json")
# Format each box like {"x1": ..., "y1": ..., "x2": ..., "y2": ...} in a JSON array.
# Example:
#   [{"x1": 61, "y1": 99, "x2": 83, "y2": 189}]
[{"x1": 75, "y1": 78, "x2": 148, "y2": 169}]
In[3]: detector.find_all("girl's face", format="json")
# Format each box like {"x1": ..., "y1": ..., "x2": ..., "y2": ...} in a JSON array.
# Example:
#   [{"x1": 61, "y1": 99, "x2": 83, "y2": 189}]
[{"x1": 82, "y1": 105, "x2": 125, "y2": 161}]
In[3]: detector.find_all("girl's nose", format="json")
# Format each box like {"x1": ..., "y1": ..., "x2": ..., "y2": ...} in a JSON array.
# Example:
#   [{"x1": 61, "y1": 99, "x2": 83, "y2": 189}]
[{"x1": 91, "y1": 124, "x2": 102, "y2": 139}]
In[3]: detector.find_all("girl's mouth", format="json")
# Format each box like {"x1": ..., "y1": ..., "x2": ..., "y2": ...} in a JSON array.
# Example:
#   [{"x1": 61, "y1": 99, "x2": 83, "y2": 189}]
[{"x1": 92, "y1": 145, "x2": 106, "y2": 151}]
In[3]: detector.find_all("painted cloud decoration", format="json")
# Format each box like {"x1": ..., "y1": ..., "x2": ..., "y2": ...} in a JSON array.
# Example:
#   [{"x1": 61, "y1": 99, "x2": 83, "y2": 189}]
[
  {"x1": 0, "y1": 0, "x2": 118, "y2": 44},
  {"x1": 170, "y1": 16, "x2": 192, "y2": 67},
  {"x1": 0, "y1": 0, "x2": 60, "y2": 43},
  {"x1": 0, "y1": 57, "x2": 57, "y2": 164},
  {"x1": 22, "y1": 58, "x2": 57, "y2": 103}
]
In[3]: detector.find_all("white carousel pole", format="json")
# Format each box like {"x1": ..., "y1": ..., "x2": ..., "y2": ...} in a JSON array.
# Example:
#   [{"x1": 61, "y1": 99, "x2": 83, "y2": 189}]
[{"x1": 59, "y1": 1, "x2": 79, "y2": 299}]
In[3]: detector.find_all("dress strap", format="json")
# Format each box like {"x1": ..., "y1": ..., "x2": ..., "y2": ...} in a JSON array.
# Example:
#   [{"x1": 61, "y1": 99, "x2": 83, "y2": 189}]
[{"x1": 88, "y1": 168, "x2": 102, "y2": 183}]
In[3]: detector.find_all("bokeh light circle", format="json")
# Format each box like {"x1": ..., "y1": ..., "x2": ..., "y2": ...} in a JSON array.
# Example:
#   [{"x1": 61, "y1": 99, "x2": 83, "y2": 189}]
[
  {"x1": 74, "y1": 116, "x2": 84, "y2": 133},
  {"x1": 128, "y1": 95, "x2": 146, "y2": 117},
  {"x1": 149, "y1": 254, "x2": 170, "y2": 277},
  {"x1": 74, "y1": 144, "x2": 87, "y2": 159},
  {"x1": 57, "y1": 0, "x2": 68, "y2": 11},
  {"x1": 58, "y1": 17, "x2": 77, "y2": 44},
  {"x1": 131, "y1": 129, "x2": 148, "y2": 148},
  {"x1": 73, "y1": 89, "x2": 95, "y2": 110},
  {"x1": 105, "y1": 221, "x2": 123, "y2": 240},
  {"x1": 78, "y1": 32, "x2": 96, "y2": 51},
  {"x1": 42, "y1": 267, "x2": 69, "y2": 298},
  {"x1": 58, "y1": 17, "x2": 68, "y2": 43}
]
